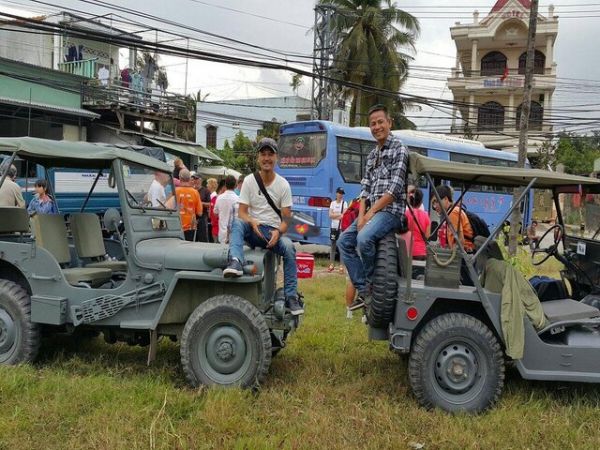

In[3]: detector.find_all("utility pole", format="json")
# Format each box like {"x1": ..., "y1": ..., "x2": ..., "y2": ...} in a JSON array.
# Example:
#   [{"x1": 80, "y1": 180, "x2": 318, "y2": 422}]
[
  {"x1": 311, "y1": 3, "x2": 336, "y2": 120},
  {"x1": 509, "y1": 0, "x2": 539, "y2": 255}
]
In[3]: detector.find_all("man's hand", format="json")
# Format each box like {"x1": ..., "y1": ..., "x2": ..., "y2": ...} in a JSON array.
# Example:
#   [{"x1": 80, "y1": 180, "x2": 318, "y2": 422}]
[
  {"x1": 266, "y1": 228, "x2": 280, "y2": 248},
  {"x1": 357, "y1": 209, "x2": 375, "y2": 231},
  {"x1": 250, "y1": 219, "x2": 266, "y2": 241}
]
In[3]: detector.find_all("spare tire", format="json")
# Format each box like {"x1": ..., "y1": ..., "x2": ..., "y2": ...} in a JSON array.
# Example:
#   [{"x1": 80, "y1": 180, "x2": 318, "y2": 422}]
[{"x1": 367, "y1": 232, "x2": 398, "y2": 328}]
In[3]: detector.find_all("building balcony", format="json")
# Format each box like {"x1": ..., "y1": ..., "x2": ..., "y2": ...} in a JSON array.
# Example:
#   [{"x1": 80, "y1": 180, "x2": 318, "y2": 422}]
[
  {"x1": 82, "y1": 82, "x2": 194, "y2": 124},
  {"x1": 58, "y1": 58, "x2": 98, "y2": 78},
  {"x1": 450, "y1": 123, "x2": 553, "y2": 136},
  {"x1": 448, "y1": 68, "x2": 556, "y2": 93}
]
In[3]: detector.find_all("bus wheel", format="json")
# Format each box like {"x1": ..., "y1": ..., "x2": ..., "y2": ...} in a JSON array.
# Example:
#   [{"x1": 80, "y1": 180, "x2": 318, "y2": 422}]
[
  {"x1": 368, "y1": 232, "x2": 398, "y2": 328},
  {"x1": 408, "y1": 313, "x2": 505, "y2": 413}
]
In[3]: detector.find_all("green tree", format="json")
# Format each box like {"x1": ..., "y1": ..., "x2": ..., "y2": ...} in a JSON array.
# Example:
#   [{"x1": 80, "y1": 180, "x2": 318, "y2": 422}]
[
  {"x1": 290, "y1": 74, "x2": 303, "y2": 95},
  {"x1": 555, "y1": 132, "x2": 600, "y2": 175},
  {"x1": 321, "y1": 0, "x2": 420, "y2": 126}
]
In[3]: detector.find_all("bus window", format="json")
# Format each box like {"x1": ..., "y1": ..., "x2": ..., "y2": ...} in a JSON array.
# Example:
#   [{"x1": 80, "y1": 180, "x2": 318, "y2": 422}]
[{"x1": 279, "y1": 133, "x2": 327, "y2": 168}]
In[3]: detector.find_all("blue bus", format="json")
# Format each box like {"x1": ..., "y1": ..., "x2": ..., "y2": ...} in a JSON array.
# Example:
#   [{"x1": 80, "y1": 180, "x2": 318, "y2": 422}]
[{"x1": 276, "y1": 120, "x2": 531, "y2": 245}]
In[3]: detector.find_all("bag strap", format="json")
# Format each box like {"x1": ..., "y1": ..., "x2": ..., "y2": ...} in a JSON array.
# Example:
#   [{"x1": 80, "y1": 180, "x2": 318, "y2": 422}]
[{"x1": 253, "y1": 171, "x2": 282, "y2": 220}]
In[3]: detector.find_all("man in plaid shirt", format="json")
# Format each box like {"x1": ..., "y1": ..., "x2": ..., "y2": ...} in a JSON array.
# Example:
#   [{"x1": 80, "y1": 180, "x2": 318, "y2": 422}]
[{"x1": 337, "y1": 104, "x2": 409, "y2": 310}]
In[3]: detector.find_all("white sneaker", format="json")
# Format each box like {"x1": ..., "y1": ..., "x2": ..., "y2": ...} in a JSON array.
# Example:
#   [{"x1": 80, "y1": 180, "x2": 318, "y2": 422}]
[{"x1": 346, "y1": 308, "x2": 353, "y2": 319}]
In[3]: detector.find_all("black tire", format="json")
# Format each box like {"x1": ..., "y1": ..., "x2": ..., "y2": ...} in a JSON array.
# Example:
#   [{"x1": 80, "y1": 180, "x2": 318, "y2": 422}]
[
  {"x1": 367, "y1": 232, "x2": 398, "y2": 328},
  {"x1": 408, "y1": 313, "x2": 505, "y2": 413},
  {"x1": 0, "y1": 279, "x2": 40, "y2": 365},
  {"x1": 180, "y1": 295, "x2": 272, "y2": 388}
]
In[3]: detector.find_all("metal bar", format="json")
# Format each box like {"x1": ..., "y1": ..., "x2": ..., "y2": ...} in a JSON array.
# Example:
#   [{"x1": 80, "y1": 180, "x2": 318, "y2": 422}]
[{"x1": 80, "y1": 169, "x2": 104, "y2": 212}]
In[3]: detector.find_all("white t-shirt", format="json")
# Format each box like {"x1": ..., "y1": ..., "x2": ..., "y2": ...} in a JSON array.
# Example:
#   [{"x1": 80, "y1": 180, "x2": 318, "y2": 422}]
[
  {"x1": 239, "y1": 173, "x2": 292, "y2": 228},
  {"x1": 97, "y1": 66, "x2": 109, "y2": 86},
  {"x1": 147, "y1": 179, "x2": 166, "y2": 207},
  {"x1": 329, "y1": 199, "x2": 348, "y2": 230},
  {"x1": 214, "y1": 189, "x2": 239, "y2": 243}
]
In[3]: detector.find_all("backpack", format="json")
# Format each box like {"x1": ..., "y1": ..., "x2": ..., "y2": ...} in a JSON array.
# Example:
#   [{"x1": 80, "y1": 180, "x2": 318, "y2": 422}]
[
  {"x1": 463, "y1": 208, "x2": 491, "y2": 241},
  {"x1": 340, "y1": 198, "x2": 360, "y2": 231}
]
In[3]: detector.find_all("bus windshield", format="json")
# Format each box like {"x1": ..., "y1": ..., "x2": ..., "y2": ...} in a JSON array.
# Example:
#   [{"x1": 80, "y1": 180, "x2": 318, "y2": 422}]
[{"x1": 278, "y1": 132, "x2": 327, "y2": 168}]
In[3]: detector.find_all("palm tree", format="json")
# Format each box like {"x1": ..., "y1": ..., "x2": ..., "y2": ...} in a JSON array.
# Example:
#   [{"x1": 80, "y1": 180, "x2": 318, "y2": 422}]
[{"x1": 320, "y1": 0, "x2": 420, "y2": 126}]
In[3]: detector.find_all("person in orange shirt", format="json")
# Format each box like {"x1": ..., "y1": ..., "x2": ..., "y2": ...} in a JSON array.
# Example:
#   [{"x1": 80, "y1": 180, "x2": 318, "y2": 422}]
[
  {"x1": 432, "y1": 185, "x2": 474, "y2": 252},
  {"x1": 174, "y1": 169, "x2": 202, "y2": 241}
]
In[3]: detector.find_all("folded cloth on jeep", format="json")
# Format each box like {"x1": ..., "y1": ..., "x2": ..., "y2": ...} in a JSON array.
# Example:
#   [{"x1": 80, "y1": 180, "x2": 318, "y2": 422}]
[
  {"x1": 481, "y1": 257, "x2": 549, "y2": 359},
  {"x1": 136, "y1": 238, "x2": 230, "y2": 271}
]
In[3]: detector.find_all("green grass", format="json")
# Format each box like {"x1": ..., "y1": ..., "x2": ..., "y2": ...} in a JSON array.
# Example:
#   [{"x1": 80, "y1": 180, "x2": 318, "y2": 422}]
[{"x1": 2, "y1": 258, "x2": 600, "y2": 449}]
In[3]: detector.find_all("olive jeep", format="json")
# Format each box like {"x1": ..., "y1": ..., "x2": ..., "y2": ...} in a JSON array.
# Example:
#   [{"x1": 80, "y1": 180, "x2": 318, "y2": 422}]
[
  {"x1": 367, "y1": 153, "x2": 600, "y2": 413},
  {"x1": 0, "y1": 137, "x2": 299, "y2": 387}
]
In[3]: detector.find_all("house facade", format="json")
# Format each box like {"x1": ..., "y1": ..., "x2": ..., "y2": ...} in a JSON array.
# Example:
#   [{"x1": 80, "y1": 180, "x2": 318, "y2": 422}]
[{"x1": 447, "y1": 0, "x2": 558, "y2": 153}]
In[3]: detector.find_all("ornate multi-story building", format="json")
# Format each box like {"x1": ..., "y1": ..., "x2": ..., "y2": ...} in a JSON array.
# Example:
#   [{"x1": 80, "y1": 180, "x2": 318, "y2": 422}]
[{"x1": 448, "y1": 0, "x2": 558, "y2": 153}]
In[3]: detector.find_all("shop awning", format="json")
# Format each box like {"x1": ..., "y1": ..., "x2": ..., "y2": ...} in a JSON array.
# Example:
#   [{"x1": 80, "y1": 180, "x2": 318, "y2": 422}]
[
  {"x1": 0, "y1": 96, "x2": 100, "y2": 119},
  {"x1": 144, "y1": 137, "x2": 222, "y2": 162}
]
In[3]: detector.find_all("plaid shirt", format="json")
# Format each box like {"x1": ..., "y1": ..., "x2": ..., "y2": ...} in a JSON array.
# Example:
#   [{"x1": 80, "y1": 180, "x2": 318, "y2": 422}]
[{"x1": 360, "y1": 133, "x2": 409, "y2": 217}]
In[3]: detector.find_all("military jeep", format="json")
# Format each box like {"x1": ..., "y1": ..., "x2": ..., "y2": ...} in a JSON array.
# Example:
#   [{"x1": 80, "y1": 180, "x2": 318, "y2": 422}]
[
  {"x1": 367, "y1": 153, "x2": 600, "y2": 413},
  {"x1": 0, "y1": 137, "x2": 298, "y2": 387}
]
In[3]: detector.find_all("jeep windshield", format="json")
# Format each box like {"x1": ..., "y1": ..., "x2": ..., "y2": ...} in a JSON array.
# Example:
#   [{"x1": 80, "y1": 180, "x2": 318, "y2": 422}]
[{"x1": 122, "y1": 161, "x2": 176, "y2": 211}]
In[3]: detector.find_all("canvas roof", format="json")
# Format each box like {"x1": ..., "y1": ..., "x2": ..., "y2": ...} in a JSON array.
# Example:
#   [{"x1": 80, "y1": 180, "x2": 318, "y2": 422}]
[
  {"x1": 409, "y1": 153, "x2": 600, "y2": 189},
  {"x1": 0, "y1": 137, "x2": 171, "y2": 171}
]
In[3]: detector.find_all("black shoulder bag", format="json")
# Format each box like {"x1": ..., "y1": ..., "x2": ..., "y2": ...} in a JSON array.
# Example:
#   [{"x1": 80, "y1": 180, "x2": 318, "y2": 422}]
[{"x1": 253, "y1": 172, "x2": 282, "y2": 220}]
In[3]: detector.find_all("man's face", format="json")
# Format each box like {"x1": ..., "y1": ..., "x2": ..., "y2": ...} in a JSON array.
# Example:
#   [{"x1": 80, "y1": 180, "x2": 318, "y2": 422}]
[
  {"x1": 432, "y1": 197, "x2": 450, "y2": 214},
  {"x1": 294, "y1": 139, "x2": 305, "y2": 151},
  {"x1": 369, "y1": 110, "x2": 392, "y2": 144},
  {"x1": 257, "y1": 148, "x2": 277, "y2": 171}
]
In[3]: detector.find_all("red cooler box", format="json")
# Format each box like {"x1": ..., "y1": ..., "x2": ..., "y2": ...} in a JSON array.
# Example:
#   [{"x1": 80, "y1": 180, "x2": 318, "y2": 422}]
[{"x1": 296, "y1": 252, "x2": 315, "y2": 278}]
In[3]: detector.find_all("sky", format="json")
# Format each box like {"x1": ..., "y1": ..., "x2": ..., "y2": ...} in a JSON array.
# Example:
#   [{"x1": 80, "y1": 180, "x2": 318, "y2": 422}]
[{"x1": 1, "y1": 0, "x2": 599, "y2": 133}]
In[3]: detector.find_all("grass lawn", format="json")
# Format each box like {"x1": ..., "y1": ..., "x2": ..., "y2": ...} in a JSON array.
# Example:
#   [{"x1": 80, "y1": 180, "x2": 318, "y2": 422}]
[{"x1": 1, "y1": 256, "x2": 600, "y2": 449}]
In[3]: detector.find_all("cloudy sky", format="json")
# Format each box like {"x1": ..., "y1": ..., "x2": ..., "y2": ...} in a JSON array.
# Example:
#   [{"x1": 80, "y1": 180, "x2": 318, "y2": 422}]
[{"x1": 2, "y1": 0, "x2": 598, "y2": 132}]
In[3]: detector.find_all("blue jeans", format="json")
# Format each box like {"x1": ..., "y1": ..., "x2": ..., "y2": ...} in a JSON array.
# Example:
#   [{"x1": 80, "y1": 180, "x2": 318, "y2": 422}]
[
  {"x1": 337, "y1": 211, "x2": 403, "y2": 294},
  {"x1": 228, "y1": 219, "x2": 297, "y2": 298}
]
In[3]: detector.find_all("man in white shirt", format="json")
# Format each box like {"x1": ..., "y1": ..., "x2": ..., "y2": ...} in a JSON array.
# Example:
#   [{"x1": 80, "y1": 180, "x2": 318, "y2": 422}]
[
  {"x1": 213, "y1": 175, "x2": 239, "y2": 243},
  {"x1": 223, "y1": 138, "x2": 303, "y2": 315},
  {"x1": 147, "y1": 171, "x2": 169, "y2": 207}
]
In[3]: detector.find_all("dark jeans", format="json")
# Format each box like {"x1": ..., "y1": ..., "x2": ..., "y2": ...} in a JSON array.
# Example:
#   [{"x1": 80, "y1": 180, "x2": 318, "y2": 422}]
[{"x1": 195, "y1": 215, "x2": 209, "y2": 242}]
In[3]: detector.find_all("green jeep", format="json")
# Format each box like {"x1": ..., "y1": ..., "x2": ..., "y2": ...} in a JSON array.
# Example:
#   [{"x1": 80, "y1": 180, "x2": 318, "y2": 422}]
[{"x1": 0, "y1": 137, "x2": 299, "y2": 387}]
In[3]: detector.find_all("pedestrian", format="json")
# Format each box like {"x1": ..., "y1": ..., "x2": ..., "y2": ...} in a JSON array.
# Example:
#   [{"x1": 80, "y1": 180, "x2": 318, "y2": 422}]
[
  {"x1": 0, "y1": 163, "x2": 25, "y2": 208},
  {"x1": 147, "y1": 171, "x2": 169, "y2": 207},
  {"x1": 210, "y1": 179, "x2": 226, "y2": 242},
  {"x1": 234, "y1": 175, "x2": 244, "y2": 196},
  {"x1": 405, "y1": 187, "x2": 430, "y2": 259},
  {"x1": 172, "y1": 157, "x2": 186, "y2": 180},
  {"x1": 27, "y1": 179, "x2": 58, "y2": 216},
  {"x1": 431, "y1": 185, "x2": 474, "y2": 252},
  {"x1": 432, "y1": 185, "x2": 475, "y2": 286},
  {"x1": 206, "y1": 177, "x2": 219, "y2": 242},
  {"x1": 223, "y1": 137, "x2": 303, "y2": 315},
  {"x1": 173, "y1": 169, "x2": 202, "y2": 241},
  {"x1": 214, "y1": 175, "x2": 239, "y2": 244},
  {"x1": 328, "y1": 187, "x2": 347, "y2": 272},
  {"x1": 191, "y1": 172, "x2": 209, "y2": 242},
  {"x1": 337, "y1": 104, "x2": 410, "y2": 311},
  {"x1": 527, "y1": 220, "x2": 540, "y2": 250}
]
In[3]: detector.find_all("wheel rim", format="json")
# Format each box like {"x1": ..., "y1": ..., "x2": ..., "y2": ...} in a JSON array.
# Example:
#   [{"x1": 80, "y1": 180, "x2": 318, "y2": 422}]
[
  {"x1": 0, "y1": 308, "x2": 18, "y2": 362},
  {"x1": 431, "y1": 339, "x2": 487, "y2": 405},
  {"x1": 198, "y1": 323, "x2": 251, "y2": 383}
]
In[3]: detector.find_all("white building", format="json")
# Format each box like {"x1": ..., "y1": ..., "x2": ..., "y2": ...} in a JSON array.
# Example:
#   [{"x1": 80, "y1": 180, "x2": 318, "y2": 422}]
[
  {"x1": 447, "y1": 0, "x2": 558, "y2": 153},
  {"x1": 196, "y1": 95, "x2": 313, "y2": 149}
]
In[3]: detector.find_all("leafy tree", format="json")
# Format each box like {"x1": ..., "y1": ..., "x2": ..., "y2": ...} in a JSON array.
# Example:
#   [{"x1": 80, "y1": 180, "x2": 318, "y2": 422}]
[
  {"x1": 257, "y1": 121, "x2": 281, "y2": 140},
  {"x1": 555, "y1": 132, "x2": 600, "y2": 175},
  {"x1": 321, "y1": 0, "x2": 420, "y2": 126},
  {"x1": 290, "y1": 74, "x2": 303, "y2": 95}
]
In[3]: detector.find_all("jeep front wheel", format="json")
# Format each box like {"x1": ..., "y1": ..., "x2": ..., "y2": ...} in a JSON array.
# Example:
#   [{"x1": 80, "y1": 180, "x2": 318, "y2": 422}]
[
  {"x1": 180, "y1": 295, "x2": 272, "y2": 388},
  {"x1": 408, "y1": 313, "x2": 505, "y2": 413},
  {"x1": 0, "y1": 279, "x2": 40, "y2": 365}
]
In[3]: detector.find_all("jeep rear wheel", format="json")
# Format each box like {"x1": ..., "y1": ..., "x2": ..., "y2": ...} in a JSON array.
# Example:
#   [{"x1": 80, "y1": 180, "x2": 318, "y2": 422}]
[
  {"x1": 367, "y1": 232, "x2": 398, "y2": 328},
  {"x1": 408, "y1": 313, "x2": 504, "y2": 413},
  {"x1": 180, "y1": 295, "x2": 272, "y2": 388},
  {"x1": 0, "y1": 279, "x2": 40, "y2": 365}
]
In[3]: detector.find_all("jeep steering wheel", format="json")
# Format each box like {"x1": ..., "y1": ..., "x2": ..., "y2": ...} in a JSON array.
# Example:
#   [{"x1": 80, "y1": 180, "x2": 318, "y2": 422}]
[{"x1": 532, "y1": 223, "x2": 564, "y2": 266}]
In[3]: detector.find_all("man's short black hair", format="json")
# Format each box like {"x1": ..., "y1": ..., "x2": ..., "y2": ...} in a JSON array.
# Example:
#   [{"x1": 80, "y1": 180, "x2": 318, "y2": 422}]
[
  {"x1": 224, "y1": 175, "x2": 236, "y2": 190},
  {"x1": 367, "y1": 104, "x2": 389, "y2": 119},
  {"x1": 435, "y1": 185, "x2": 453, "y2": 202}
]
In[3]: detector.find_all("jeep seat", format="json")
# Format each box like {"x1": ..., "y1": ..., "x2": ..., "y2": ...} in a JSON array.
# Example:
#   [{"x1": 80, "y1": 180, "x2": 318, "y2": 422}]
[
  {"x1": 31, "y1": 214, "x2": 112, "y2": 287},
  {"x1": 70, "y1": 213, "x2": 128, "y2": 272},
  {"x1": 541, "y1": 299, "x2": 600, "y2": 324},
  {"x1": 0, "y1": 206, "x2": 29, "y2": 233}
]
